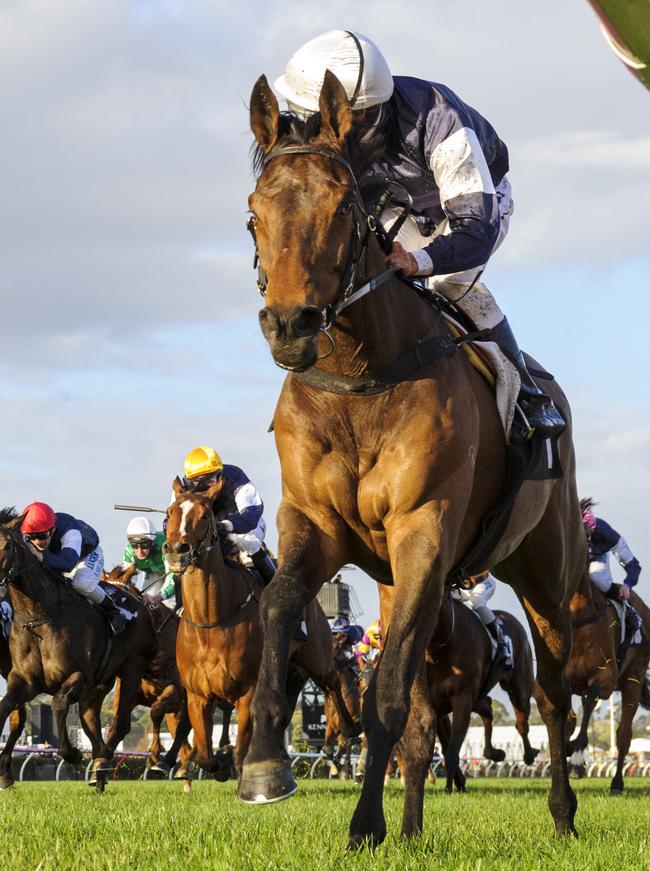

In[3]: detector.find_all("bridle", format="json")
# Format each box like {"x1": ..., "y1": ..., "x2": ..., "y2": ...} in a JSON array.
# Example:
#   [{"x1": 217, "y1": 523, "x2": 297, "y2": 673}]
[
  {"x1": 0, "y1": 533, "x2": 32, "y2": 590},
  {"x1": 247, "y1": 144, "x2": 412, "y2": 333}
]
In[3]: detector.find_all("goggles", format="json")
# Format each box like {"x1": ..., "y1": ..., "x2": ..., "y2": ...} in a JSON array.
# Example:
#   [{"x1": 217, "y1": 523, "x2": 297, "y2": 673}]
[
  {"x1": 26, "y1": 528, "x2": 54, "y2": 543},
  {"x1": 129, "y1": 537, "x2": 154, "y2": 549},
  {"x1": 183, "y1": 471, "x2": 222, "y2": 493}
]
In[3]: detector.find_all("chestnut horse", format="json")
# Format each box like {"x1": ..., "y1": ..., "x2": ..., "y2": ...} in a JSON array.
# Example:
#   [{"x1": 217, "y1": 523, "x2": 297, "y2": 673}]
[
  {"x1": 103, "y1": 564, "x2": 194, "y2": 774},
  {"x1": 421, "y1": 589, "x2": 538, "y2": 793},
  {"x1": 240, "y1": 72, "x2": 586, "y2": 846},
  {"x1": 0, "y1": 508, "x2": 156, "y2": 791},
  {"x1": 0, "y1": 624, "x2": 27, "y2": 790},
  {"x1": 164, "y1": 480, "x2": 360, "y2": 781},
  {"x1": 567, "y1": 577, "x2": 650, "y2": 794}
]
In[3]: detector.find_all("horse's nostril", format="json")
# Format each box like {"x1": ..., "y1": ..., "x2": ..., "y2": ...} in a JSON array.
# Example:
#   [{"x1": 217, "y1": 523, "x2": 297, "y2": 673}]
[
  {"x1": 293, "y1": 307, "x2": 322, "y2": 338},
  {"x1": 178, "y1": 543, "x2": 190, "y2": 555}
]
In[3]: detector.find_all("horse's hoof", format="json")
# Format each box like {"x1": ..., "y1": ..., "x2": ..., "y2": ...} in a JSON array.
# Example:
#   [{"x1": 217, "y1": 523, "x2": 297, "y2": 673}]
[
  {"x1": 150, "y1": 760, "x2": 172, "y2": 775},
  {"x1": 484, "y1": 748, "x2": 506, "y2": 763},
  {"x1": 62, "y1": 748, "x2": 83, "y2": 766},
  {"x1": 346, "y1": 831, "x2": 385, "y2": 851},
  {"x1": 183, "y1": 779, "x2": 192, "y2": 795},
  {"x1": 238, "y1": 760, "x2": 297, "y2": 805},
  {"x1": 0, "y1": 778, "x2": 14, "y2": 791},
  {"x1": 610, "y1": 787, "x2": 624, "y2": 797},
  {"x1": 524, "y1": 748, "x2": 540, "y2": 766}
]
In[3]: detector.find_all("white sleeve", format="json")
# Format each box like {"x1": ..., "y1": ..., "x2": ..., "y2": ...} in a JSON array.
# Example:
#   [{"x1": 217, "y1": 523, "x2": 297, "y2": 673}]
[
  {"x1": 429, "y1": 126, "x2": 496, "y2": 206},
  {"x1": 60, "y1": 528, "x2": 82, "y2": 557},
  {"x1": 612, "y1": 536, "x2": 635, "y2": 569}
]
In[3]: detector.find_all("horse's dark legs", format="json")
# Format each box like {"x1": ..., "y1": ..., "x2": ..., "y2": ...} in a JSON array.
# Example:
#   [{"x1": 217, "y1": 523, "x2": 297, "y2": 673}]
[
  {"x1": 397, "y1": 662, "x2": 437, "y2": 838},
  {"x1": 443, "y1": 694, "x2": 471, "y2": 793},
  {"x1": 0, "y1": 675, "x2": 32, "y2": 790},
  {"x1": 610, "y1": 656, "x2": 647, "y2": 795},
  {"x1": 78, "y1": 685, "x2": 112, "y2": 783},
  {"x1": 474, "y1": 696, "x2": 505, "y2": 763},
  {"x1": 105, "y1": 659, "x2": 146, "y2": 755},
  {"x1": 51, "y1": 672, "x2": 86, "y2": 765},
  {"x1": 522, "y1": 599, "x2": 577, "y2": 836},
  {"x1": 566, "y1": 689, "x2": 599, "y2": 756},
  {"x1": 218, "y1": 703, "x2": 234, "y2": 748},
  {"x1": 0, "y1": 704, "x2": 26, "y2": 790}
]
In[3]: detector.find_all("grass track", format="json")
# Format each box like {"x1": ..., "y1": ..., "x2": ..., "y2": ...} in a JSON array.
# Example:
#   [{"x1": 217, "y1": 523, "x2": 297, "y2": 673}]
[{"x1": 2, "y1": 778, "x2": 649, "y2": 870}]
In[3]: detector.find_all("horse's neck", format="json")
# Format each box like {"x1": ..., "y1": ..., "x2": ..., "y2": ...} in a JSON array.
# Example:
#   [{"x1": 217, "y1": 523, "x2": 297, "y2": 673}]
[
  {"x1": 11, "y1": 564, "x2": 60, "y2": 617},
  {"x1": 317, "y1": 250, "x2": 441, "y2": 377},
  {"x1": 181, "y1": 547, "x2": 247, "y2": 624}
]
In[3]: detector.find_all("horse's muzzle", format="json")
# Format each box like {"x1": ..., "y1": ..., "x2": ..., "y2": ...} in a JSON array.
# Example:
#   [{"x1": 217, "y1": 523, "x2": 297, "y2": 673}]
[
  {"x1": 162, "y1": 541, "x2": 191, "y2": 574},
  {"x1": 258, "y1": 305, "x2": 321, "y2": 371}
]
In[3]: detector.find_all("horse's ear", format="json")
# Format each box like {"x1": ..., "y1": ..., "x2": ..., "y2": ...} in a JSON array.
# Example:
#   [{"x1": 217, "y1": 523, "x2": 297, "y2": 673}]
[
  {"x1": 172, "y1": 476, "x2": 184, "y2": 497},
  {"x1": 8, "y1": 515, "x2": 23, "y2": 531},
  {"x1": 250, "y1": 74, "x2": 280, "y2": 154},
  {"x1": 204, "y1": 480, "x2": 223, "y2": 504},
  {"x1": 319, "y1": 69, "x2": 352, "y2": 146}
]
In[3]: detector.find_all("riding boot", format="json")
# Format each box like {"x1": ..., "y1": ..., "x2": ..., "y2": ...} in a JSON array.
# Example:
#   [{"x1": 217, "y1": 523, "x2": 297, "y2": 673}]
[
  {"x1": 98, "y1": 594, "x2": 127, "y2": 637},
  {"x1": 487, "y1": 619, "x2": 513, "y2": 668},
  {"x1": 480, "y1": 318, "x2": 566, "y2": 442},
  {"x1": 251, "y1": 548, "x2": 276, "y2": 586}
]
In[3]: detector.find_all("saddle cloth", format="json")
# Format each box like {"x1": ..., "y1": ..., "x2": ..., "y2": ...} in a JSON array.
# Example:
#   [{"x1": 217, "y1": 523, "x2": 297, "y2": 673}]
[
  {"x1": 100, "y1": 582, "x2": 139, "y2": 623},
  {"x1": 607, "y1": 598, "x2": 643, "y2": 647}
]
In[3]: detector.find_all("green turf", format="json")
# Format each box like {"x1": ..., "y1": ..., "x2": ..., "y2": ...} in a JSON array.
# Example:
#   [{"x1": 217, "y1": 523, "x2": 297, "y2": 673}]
[{"x1": 2, "y1": 778, "x2": 649, "y2": 870}]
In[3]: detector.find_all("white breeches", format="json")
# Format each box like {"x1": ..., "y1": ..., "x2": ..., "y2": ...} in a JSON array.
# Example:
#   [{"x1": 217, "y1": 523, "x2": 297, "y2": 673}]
[
  {"x1": 384, "y1": 176, "x2": 514, "y2": 329},
  {"x1": 453, "y1": 574, "x2": 496, "y2": 622},
  {"x1": 64, "y1": 546, "x2": 105, "y2": 604},
  {"x1": 589, "y1": 556, "x2": 614, "y2": 592},
  {"x1": 228, "y1": 517, "x2": 266, "y2": 556}
]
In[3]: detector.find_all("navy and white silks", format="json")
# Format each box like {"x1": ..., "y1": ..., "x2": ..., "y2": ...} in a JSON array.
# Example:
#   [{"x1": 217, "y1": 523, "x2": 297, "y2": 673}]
[
  {"x1": 588, "y1": 518, "x2": 641, "y2": 593},
  {"x1": 41, "y1": 512, "x2": 105, "y2": 604},
  {"x1": 215, "y1": 465, "x2": 266, "y2": 556}
]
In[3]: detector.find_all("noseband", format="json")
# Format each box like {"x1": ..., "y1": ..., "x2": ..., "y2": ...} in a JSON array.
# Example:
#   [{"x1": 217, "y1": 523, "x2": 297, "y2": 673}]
[{"x1": 247, "y1": 144, "x2": 411, "y2": 331}]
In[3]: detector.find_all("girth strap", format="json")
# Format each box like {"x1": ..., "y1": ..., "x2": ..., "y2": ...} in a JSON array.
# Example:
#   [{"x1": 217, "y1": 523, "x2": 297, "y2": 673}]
[{"x1": 293, "y1": 333, "x2": 457, "y2": 396}]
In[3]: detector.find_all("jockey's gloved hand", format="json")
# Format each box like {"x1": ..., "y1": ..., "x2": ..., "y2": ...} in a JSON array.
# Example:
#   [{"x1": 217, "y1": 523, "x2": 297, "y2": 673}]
[{"x1": 216, "y1": 520, "x2": 233, "y2": 537}]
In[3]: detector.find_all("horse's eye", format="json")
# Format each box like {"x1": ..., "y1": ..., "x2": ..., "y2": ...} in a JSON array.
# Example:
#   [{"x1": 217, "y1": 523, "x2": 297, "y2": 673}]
[{"x1": 336, "y1": 199, "x2": 354, "y2": 216}]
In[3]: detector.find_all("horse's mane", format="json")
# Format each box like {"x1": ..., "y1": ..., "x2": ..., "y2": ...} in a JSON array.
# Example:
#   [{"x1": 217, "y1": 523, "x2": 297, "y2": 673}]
[{"x1": 0, "y1": 507, "x2": 18, "y2": 527}]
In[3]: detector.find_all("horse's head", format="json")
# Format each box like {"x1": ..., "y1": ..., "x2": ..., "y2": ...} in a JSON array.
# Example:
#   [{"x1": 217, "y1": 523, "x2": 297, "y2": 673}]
[
  {"x1": 250, "y1": 71, "x2": 376, "y2": 372},
  {"x1": 0, "y1": 508, "x2": 27, "y2": 587},
  {"x1": 163, "y1": 477, "x2": 220, "y2": 573},
  {"x1": 102, "y1": 563, "x2": 138, "y2": 588}
]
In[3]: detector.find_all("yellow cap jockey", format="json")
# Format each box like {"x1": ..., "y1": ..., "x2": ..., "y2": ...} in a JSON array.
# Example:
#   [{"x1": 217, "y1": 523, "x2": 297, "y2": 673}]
[{"x1": 184, "y1": 446, "x2": 224, "y2": 480}]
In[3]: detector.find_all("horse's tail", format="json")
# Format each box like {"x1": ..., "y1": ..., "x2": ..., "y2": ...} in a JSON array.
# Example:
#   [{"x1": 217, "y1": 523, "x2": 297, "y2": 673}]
[{"x1": 640, "y1": 671, "x2": 650, "y2": 711}]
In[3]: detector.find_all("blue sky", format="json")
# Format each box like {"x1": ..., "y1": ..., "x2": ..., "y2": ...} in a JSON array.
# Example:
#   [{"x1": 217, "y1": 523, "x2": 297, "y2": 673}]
[{"x1": 1, "y1": 0, "x2": 649, "y2": 630}]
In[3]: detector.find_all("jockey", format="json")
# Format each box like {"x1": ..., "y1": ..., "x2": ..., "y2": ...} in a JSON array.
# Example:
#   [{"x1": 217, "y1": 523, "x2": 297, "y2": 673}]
[
  {"x1": 354, "y1": 618, "x2": 383, "y2": 669},
  {"x1": 273, "y1": 30, "x2": 566, "y2": 443},
  {"x1": 581, "y1": 498, "x2": 642, "y2": 603},
  {"x1": 20, "y1": 502, "x2": 126, "y2": 636},
  {"x1": 330, "y1": 616, "x2": 362, "y2": 663},
  {"x1": 182, "y1": 446, "x2": 277, "y2": 585},
  {"x1": 123, "y1": 517, "x2": 176, "y2": 609},
  {"x1": 453, "y1": 570, "x2": 513, "y2": 667}
]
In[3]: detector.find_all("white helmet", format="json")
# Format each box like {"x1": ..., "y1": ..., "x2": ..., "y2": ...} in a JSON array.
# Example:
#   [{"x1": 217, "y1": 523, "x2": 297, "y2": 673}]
[
  {"x1": 126, "y1": 516, "x2": 156, "y2": 542},
  {"x1": 275, "y1": 30, "x2": 394, "y2": 115}
]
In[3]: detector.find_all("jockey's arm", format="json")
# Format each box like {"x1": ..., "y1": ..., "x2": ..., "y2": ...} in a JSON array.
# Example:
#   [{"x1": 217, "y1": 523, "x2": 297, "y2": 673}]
[
  {"x1": 222, "y1": 474, "x2": 264, "y2": 534},
  {"x1": 42, "y1": 528, "x2": 82, "y2": 573},
  {"x1": 415, "y1": 118, "x2": 500, "y2": 277},
  {"x1": 611, "y1": 535, "x2": 641, "y2": 590}
]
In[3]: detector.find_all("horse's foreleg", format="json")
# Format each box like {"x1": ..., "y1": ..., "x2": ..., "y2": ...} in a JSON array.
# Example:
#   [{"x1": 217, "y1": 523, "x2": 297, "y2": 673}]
[
  {"x1": 187, "y1": 692, "x2": 217, "y2": 772},
  {"x1": 232, "y1": 688, "x2": 256, "y2": 778},
  {"x1": 78, "y1": 684, "x2": 112, "y2": 782},
  {"x1": 610, "y1": 659, "x2": 647, "y2": 795},
  {"x1": 105, "y1": 658, "x2": 147, "y2": 755},
  {"x1": 443, "y1": 694, "x2": 472, "y2": 794},
  {"x1": 0, "y1": 703, "x2": 27, "y2": 790},
  {"x1": 0, "y1": 675, "x2": 32, "y2": 790},
  {"x1": 51, "y1": 672, "x2": 86, "y2": 765},
  {"x1": 522, "y1": 598, "x2": 577, "y2": 837},
  {"x1": 239, "y1": 508, "x2": 341, "y2": 805},
  {"x1": 566, "y1": 688, "x2": 598, "y2": 757},
  {"x1": 397, "y1": 661, "x2": 437, "y2": 838},
  {"x1": 349, "y1": 531, "x2": 444, "y2": 849},
  {"x1": 474, "y1": 695, "x2": 505, "y2": 763}
]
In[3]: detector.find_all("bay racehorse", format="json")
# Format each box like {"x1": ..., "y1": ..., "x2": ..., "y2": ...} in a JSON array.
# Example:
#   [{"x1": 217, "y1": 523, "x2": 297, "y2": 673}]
[
  {"x1": 420, "y1": 589, "x2": 539, "y2": 792},
  {"x1": 567, "y1": 576, "x2": 650, "y2": 794},
  {"x1": 164, "y1": 480, "x2": 360, "y2": 780},
  {"x1": 0, "y1": 508, "x2": 156, "y2": 791},
  {"x1": 240, "y1": 72, "x2": 586, "y2": 846},
  {"x1": 103, "y1": 563, "x2": 194, "y2": 775},
  {"x1": 0, "y1": 619, "x2": 27, "y2": 790}
]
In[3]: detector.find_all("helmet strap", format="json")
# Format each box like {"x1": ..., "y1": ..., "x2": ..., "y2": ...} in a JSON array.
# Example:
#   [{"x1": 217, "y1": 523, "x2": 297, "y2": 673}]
[{"x1": 345, "y1": 31, "x2": 365, "y2": 107}]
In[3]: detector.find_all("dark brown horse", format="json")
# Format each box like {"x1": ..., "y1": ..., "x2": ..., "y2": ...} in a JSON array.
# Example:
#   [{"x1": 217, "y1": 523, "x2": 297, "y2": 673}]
[
  {"x1": 164, "y1": 481, "x2": 360, "y2": 782},
  {"x1": 323, "y1": 634, "x2": 362, "y2": 779},
  {"x1": 567, "y1": 577, "x2": 650, "y2": 794},
  {"x1": 240, "y1": 72, "x2": 586, "y2": 846},
  {"x1": 0, "y1": 619, "x2": 27, "y2": 790},
  {"x1": 0, "y1": 508, "x2": 156, "y2": 791},
  {"x1": 102, "y1": 564, "x2": 194, "y2": 774},
  {"x1": 420, "y1": 589, "x2": 538, "y2": 792}
]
